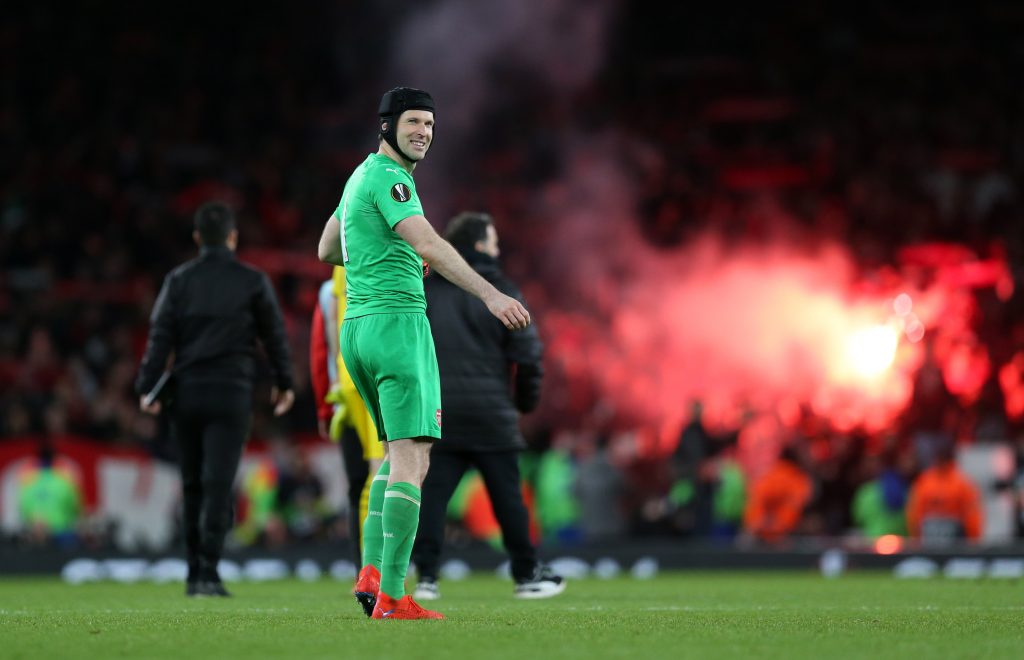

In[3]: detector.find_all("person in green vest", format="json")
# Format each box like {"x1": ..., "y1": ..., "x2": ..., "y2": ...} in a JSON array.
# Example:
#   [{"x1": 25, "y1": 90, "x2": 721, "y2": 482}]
[
  {"x1": 710, "y1": 451, "x2": 746, "y2": 541},
  {"x1": 851, "y1": 452, "x2": 908, "y2": 538},
  {"x1": 536, "y1": 443, "x2": 581, "y2": 543},
  {"x1": 17, "y1": 445, "x2": 82, "y2": 549}
]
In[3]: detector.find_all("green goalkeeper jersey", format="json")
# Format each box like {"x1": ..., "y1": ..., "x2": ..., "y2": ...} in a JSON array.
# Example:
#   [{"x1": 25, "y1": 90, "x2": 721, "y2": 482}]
[{"x1": 335, "y1": 153, "x2": 426, "y2": 318}]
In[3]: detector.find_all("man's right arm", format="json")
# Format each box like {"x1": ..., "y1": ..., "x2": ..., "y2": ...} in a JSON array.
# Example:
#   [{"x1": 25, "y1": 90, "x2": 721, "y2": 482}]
[
  {"x1": 394, "y1": 214, "x2": 531, "y2": 330},
  {"x1": 318, "y1": 214, "x2": 344, "y2": 265}
]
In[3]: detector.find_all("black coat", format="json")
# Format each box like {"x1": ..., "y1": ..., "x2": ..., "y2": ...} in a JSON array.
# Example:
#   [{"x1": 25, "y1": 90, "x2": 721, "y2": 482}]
[
  {"x1": 425, "y1": 252, "x2": 543, "y2": 451},
  {"x1": 134, "y1": 245, "x2": 293, "y2": 396}
]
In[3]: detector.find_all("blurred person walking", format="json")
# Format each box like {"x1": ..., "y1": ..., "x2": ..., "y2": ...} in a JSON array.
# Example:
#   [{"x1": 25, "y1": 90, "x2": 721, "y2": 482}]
[
  {"x1": 136, "y1": 201, "x2": 295, "y2": 597},
  {"x1": 317, "y1": 88, "x2": 530, "y2": 621},
  {"x1": 410, "y1": 212, "x2": 563, "y2": 601}
]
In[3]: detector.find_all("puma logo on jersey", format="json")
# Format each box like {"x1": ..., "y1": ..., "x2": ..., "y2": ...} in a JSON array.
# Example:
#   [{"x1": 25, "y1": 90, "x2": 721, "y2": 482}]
[
  {"x1": 391, "y1": 183, "x2": 411, "y2": 202},
  {"x1": 385, "y1": 168, "x2": 402, "y2": 174}
]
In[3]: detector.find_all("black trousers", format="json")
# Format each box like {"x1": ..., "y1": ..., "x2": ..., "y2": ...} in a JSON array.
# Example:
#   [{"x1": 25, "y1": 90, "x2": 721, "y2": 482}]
[
  {"x1": 338, "y1": 425, "x2": 369, "y2": 567},
  {"x1": 172, "y1": 385, "x2": 251, "y2": 582},
  {"x1": 413, "y1": 449, "x2": 537, "y2": 582}
]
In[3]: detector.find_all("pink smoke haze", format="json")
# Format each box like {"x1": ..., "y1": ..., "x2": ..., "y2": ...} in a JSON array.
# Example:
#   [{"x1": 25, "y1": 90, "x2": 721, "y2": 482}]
[
  {"x1": 549, "y1": 236, "x2": 909, "y2": 431},
  {"x1": 536, "y1": 145, "x2": 1007, "y2": 450}
]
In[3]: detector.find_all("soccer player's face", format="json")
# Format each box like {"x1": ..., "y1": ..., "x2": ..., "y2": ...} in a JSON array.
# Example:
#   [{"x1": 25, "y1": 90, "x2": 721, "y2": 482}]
[{"x1": 396, "y1": 110, "x2": 434, "y2": 160}]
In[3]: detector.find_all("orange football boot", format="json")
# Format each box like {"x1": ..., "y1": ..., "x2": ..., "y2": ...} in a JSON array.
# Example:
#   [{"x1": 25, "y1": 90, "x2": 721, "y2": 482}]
[
  {"x1": 352, "y1": 565, "x2": 380, "y2": 618},
  {"x1": 371, "y1": 593, "x2": 445, "y2": 620}
]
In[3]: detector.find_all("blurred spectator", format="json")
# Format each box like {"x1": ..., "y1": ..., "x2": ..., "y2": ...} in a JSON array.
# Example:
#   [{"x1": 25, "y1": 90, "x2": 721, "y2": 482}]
[
  {"x1": 668, "y1": 400, "x2": 713, "y2": 535},
  {"x1": 809, "y1": 433, "x2": 865, "y2": 536},
  {"x1": 708, "y1": 444, "x2": 746, "y2": 542},
  {"x1": 742, "y1": 445, "x2": 813, "y2": 543},
  {"x1": 233, "y1": 455, "x2": 284, "y2": 548},
  {"x1": 276, "y1": 446, "x2": 328, "y2": 542},
  {"x1": 535, "y1": 433, "x2": 581, "y2": 543},
  {"x1": 574, "y1": 433, "x2": 626, "y2": 541},
  {"x1": 851, "y1": 451, "x2": 909, "y2": 539},
  {"x1": 905, "y1": 339, "x2": 960, "y2": 467},
  {"x1": 16, "y1": 444, "x2": 82, "y2": 548},
  {"x1": 906, "y1": 441, "x2": 983, "y2": 544}
]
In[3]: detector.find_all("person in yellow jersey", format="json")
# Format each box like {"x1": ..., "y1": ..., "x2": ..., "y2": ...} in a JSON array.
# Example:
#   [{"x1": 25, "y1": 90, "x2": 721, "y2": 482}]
[{"x1": 324, "y1": 265, "x2": 385, "y2": 567}]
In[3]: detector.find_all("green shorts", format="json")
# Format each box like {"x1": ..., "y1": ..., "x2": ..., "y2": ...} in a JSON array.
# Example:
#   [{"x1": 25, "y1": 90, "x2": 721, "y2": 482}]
[{"x1": 340, "y1": 312, "x2": 442, "y2": 442}]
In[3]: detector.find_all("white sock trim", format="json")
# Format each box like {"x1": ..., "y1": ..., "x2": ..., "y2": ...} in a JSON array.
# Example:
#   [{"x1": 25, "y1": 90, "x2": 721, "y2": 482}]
[{"x1": 384, "y1": 491, "x2": 421, "y2": 506}]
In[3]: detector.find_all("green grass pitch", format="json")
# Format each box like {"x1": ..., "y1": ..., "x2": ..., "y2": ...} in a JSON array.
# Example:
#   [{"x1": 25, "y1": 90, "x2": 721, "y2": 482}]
[{"x1": 2, "y1": 572, "x2": 1022, "y2": 659}]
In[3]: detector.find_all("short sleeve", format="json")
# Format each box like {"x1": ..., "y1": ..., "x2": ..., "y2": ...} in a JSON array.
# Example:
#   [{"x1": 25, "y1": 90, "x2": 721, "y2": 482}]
[{"x1": 371, "y1": 168, "x2": 424, "y2": 228}]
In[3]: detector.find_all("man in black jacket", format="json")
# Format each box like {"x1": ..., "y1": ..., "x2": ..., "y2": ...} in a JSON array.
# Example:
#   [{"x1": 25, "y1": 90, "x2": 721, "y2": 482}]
[
  {"x1": 135, "y1": 201, "x2": 295, "y2": 597},
  {"x1": 411, "y1": 212, "x2": 564, "y2": 600}
]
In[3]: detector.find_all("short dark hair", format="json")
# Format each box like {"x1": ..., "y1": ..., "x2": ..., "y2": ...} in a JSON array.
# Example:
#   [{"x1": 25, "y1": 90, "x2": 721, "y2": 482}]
[
  {"x1": 443, "y1": 212, "x2": 492, "y2": 254},
  {"x1": 194, "y1": 201, "x2": 236, "y2": 245}
]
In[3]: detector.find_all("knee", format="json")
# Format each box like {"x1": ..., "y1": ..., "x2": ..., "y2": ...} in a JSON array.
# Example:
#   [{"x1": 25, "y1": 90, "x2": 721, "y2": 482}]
[
  {"x1": 389, "y1": 464, "x2": 427, "y2": 488},
  {"x1": 385, "y1": 439, "x2": 433, "y2": 485},
  {"x1": 413, "y1": 449, "x2": 432, "y2": 487}
]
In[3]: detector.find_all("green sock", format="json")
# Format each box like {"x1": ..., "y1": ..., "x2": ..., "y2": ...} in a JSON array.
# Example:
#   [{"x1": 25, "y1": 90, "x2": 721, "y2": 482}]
[
  {"x1": 380, "y1": 481, "x2": 421, "y2": 598},
  {"x1": 361, "y1": 460, "x2": 389, "y2": 571}
]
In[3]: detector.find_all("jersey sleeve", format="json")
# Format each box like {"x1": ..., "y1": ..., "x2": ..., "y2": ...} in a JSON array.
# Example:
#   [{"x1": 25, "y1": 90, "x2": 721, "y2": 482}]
[{"x1": 370, "y1": 167, "x2": 424, "y2": 228}]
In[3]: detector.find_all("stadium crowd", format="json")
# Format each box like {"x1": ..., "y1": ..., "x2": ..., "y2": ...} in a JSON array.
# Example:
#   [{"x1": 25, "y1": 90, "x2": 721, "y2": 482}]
[{"x1": 3, "y1": 3, "x2": 1024, "y2": 548}]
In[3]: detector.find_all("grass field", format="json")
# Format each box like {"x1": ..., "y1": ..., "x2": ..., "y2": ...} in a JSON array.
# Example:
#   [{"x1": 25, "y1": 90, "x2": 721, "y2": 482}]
[{"x1": 2, "y1": 572, "x2": 1022, "y2": 659}]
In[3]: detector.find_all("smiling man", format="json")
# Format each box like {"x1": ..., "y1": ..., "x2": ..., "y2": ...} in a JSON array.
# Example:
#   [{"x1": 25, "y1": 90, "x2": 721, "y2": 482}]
[{"x1": 318, "y1": 87, "x2": 531, "y2": 621}]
